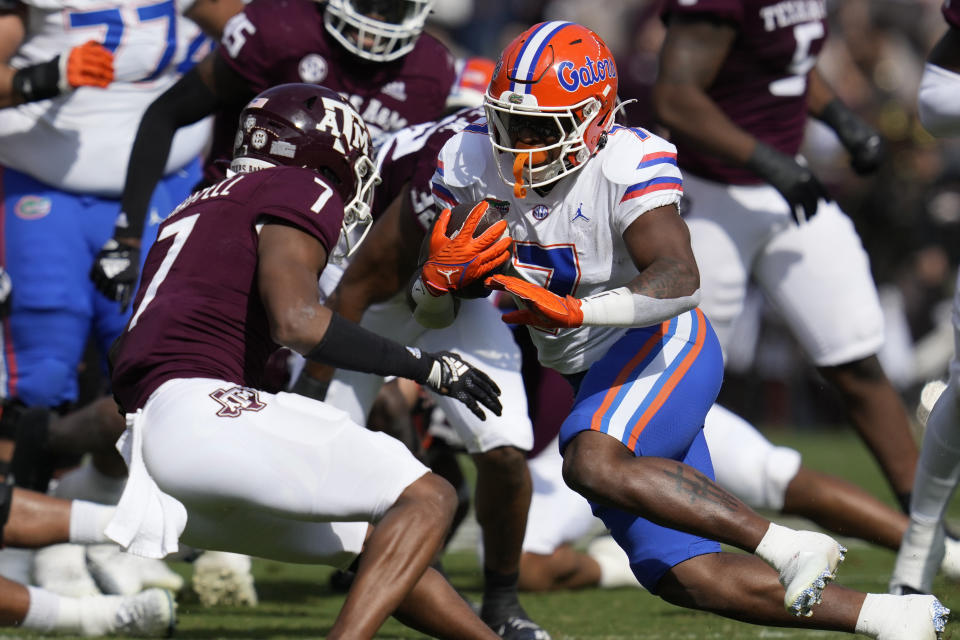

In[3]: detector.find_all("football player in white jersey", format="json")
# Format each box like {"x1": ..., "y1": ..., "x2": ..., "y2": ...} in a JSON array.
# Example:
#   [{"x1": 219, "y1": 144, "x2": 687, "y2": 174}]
[
  {"x1": 416, "y1": 21, "x2": 949, "y2": 638},
  {"x1": 890, "y1": 0, "x2": 960, "y2": 596}
]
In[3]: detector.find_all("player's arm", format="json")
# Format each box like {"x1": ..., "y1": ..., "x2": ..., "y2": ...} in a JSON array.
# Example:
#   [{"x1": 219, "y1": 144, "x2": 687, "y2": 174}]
[
  {"x1": 652, "y1": 13, "x2": 826, "y2": 223},
  {"x1": 487, "y1": 204, "x2": 700, "y2": 330},
  {"x1": 806, "y1": 69, "x2": 884, "y2": 174},
  {"x1": 919, "y1": 24, "x2": 960, "y2": 137},
  {"x1": 258, "y1": 219, "x2": 502, "y2": 420},
  {"x1": 184, "y1": 0, "x2": 246, "y2": 40},
  {"x1": 0, "y1": 4, "x2": 112, "y2": 109},
  {"x1": 292, "y1": 184, "x2": 428, "y2": 398},
  {"x1": 90, "y1": 50, "x2": 251, "y2": 309}
]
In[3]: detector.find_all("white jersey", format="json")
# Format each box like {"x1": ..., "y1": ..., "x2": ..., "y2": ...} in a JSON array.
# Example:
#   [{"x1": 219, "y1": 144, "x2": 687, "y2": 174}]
[
  {"x1": 0, "y1": 0, "x2": 212, "y2": 195},
  {"x1": 433, "y1": 123, "x2": 684, "y2": 374}
]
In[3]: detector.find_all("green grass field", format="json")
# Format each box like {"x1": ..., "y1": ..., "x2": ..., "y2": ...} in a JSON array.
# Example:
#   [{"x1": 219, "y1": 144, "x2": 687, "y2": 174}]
[{"x1": 7, "y1": 428, "x2": 959, "y2": 639}]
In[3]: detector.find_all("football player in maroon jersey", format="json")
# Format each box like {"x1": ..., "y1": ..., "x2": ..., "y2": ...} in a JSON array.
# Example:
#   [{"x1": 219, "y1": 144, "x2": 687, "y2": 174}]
[
  {"x1": 108, "y1": 83, "x2": 502, "y2": 640},
  {"x1": 92, "y1": 0, "x2": 456, "y2": 310},
  {"x1": 652, "y1": 0, "x2": 919, "y2": 517}
]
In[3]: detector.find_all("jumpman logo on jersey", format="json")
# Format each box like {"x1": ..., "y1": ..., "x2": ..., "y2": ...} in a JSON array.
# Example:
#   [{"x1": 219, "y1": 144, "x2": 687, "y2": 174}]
[{"x1": 572, "y1": 203, "x2": 590, "y2": 222}]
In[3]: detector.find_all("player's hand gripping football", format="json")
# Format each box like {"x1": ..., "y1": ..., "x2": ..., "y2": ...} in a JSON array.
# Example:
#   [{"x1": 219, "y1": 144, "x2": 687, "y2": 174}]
[
  {"x1": 485, "y1": 274, "x2": 583, "y2": 329},
  {"x1": 90, "y1": 238, "x2": 140, "y2": 312},
  {"x1": 421, "y1": 201, "x2": 512, "y2": 295},
  {"x1": 64, "y1": 41, "x2": 114, "y2": 89},
  {"x1": 423, "y1": 351, "x2": 502, "y2": 420}
]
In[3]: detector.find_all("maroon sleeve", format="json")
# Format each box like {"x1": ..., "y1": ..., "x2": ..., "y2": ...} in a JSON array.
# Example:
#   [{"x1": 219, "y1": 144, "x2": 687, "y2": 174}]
[
  {"x1": 661, "y1": 0, "x2": 744, "y2": 24},
  {"x1": 945, "y1": 1, "x2": 960, "y2": 29},
  {"x1": 250, "y1": 168, "x2": 345, "y2": 254},
  {"x1": 217, "y1": 0, "x2": 297, "y2": 91}
]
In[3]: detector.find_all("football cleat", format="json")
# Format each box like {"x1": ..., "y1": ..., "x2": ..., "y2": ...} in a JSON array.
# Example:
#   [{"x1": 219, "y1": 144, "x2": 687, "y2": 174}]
[
  {"x1": 79, "y1": 588, "x2": 177, "y2": 638},
  {"x1": 871, "y1": 595, "x2": 950, "y2": 640},
  {"x1": 778, "y1": 532, "x2": 846, "y2": 616},
  {"x1": 489, "y1": 616, "x2": 552, "y2": 640},
  {"x1": 87, "y1": 544, "x2": 185, "y2": 595},
  {"x1": 35, "y1": 543, "x2": 101, "y2": 597},
  {"x1": 191, "y1": 551, "x2": 258, "y2": 607}
]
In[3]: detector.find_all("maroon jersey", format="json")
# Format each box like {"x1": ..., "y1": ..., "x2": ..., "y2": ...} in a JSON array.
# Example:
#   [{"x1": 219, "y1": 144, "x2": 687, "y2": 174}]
[
  {"x1": 661, "y1": 0, "x2": 827, "y2": 184},
  {"x1": 373, "y1": 107, "x2": 486, "y2": 231},
  {"x1": 945, "y1": 1, "x2": 960, "y2": 29},
  {"x1": 111, "y1": 167, "x2": 343, "y2": 412},
  {"x1": 205, "y1": 0, "x2": 456, "y2": 182}
]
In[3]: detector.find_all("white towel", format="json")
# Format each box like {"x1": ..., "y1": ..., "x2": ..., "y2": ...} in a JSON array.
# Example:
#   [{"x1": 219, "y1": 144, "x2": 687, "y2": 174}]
[{"x1": 104, "y1": 411, "x2": 187, "y2": 559}]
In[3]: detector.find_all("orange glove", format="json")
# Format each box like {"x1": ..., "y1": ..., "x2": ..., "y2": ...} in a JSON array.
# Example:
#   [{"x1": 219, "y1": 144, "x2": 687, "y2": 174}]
[
  {"x1": 421, "y1": 201, "x2": 512, "y2": 295},
  {"x1": 485, "y1": 274, "x2": 583, "y2": 329},
  {"x1": 65, "y1": 41, "x2": 114, "y2": 89}
]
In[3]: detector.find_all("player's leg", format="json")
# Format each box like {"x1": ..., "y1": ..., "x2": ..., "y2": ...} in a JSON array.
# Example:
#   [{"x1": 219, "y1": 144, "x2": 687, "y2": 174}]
[
  {"x1": 0, "y1": 574, "x2": 174, "y2": 637},
  {"x1": 132, "y1": 378, "x2": 495, "y2": 639},
  {"x1": 561, "y1": 311, "x2": 851, "y2": 616},
  {"x1": 754, "y1": 199, "x2": 917, "y2": 508},
  {"x1": 518, "y1": 436, "x2": 608, "y2": 591},
  {"x1": 891, "y1": 280, "x2": 960, "y2": 594},
  {"x1": 704, "y1": 403, "x2": 906, "y2": 550},
  {"x1": 419, "y1": 298, "x2": 543, "y2": 637}
]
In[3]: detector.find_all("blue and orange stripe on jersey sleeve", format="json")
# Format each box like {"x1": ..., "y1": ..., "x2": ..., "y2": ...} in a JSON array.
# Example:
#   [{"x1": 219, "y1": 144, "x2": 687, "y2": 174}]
[
  {"x1": 636, "y1": 151, "x2": 677, "y2": 170},
  {"x1": 464, "y1": 123, "x2": 488, "y2": 135},
  {"x1": 431, "y1": 181, "x2": 458, "y2": 208},
  {"x1": 620, "y1": 177, "x2": 683, "y2": 203}
]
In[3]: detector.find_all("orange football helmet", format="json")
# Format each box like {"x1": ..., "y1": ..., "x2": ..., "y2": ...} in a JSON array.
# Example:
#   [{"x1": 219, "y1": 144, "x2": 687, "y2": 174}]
[{"x1": 484, "y1": 21, "x2": 618, "y2": 197}]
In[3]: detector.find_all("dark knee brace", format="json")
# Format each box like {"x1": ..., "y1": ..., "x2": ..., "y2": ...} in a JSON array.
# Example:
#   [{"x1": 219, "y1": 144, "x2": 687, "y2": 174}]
[
  {"x1": 9, "y1": 407, "x2": 55, "y2": 493},
  {"x1": 0, "y1": 482, "x2": 12, "y2": 548}
]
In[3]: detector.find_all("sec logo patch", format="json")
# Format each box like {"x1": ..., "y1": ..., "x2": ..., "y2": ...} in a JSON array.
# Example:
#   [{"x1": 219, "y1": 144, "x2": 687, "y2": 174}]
[
  {"x1": 14, "y1": 195, "x2": 52, "y2": 220},
  {"x1": 299, "y1": 54, "x2": 328, "y2": 83},
  {"x1": 531, "y1": 204, "x2": 550, "y2": 220}
]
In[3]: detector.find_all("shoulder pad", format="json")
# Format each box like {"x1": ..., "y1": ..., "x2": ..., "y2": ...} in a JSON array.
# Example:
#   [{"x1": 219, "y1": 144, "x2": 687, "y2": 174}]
[
  {"x1": 435, "y1": 127, "x2": 489, "y2": 189},
  {"x1": 601, "y1": 126, "x2": 678, "y2": 186}
]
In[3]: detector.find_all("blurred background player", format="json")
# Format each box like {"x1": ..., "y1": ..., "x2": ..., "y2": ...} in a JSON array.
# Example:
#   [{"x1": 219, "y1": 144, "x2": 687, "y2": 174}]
[
  {"x1": 651, "y1": 0, "x2": 920, "y2": 513},
  {"x1": 0, "y1": 485, "x2": 174, "y2": 636},
  {"x1": 0, "y1": 0, "x2": 242, "y2": 600},
  {"x1": 107, "y1": 81, "x2": 505, "y2": 640},
  {"x1": 95, "y1": 0, "x2": 457, "y2": 309},
  {"x1": 890, "y1": 0, "x2": 960, "y2": 597},
  {"x1": 421, "y1": 19, "x2": 948, "y2": 638}
]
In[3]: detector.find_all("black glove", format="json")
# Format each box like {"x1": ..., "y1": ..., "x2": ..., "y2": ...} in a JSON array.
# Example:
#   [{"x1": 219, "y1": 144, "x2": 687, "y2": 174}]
[
  {"x1": 0, "y1": 266, "x2": 11, "y2": 319},
  {"x1": 819, "y1": 99, "x2": 885, "y2": 175},
  {"x1": 90, "y1": 238, "x2": 140, "y2": 312},
  {"x1": 746, "y1": 141, "x2": 831, "y2": 225},
  {"x1": 422, "y1": 351, "x2": 502, "y2": 421}
]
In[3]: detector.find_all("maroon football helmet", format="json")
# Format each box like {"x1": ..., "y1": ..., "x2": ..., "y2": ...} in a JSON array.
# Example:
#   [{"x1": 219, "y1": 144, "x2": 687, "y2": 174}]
[{"x1": 231, "y1": 83, "x2": 379, "y2": 258}]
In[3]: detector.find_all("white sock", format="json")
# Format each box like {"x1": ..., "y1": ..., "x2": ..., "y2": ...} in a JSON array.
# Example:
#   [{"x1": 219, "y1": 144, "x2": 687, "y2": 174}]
[
  {"x1": 910, "y1": 377, "x2": 960, "y2": 523},
  {"x1": 69, "y1": 501, "x2": 116, "y2": 544},
  {"x1": 22, "y1": 586, "x2": 58, "y2": 632},
  {"x1": 855, "y1": 593, "x2": 898, "y2": 636},
  {"x1": 754, "y1": 522, "x2": 795, "y2": 571}
]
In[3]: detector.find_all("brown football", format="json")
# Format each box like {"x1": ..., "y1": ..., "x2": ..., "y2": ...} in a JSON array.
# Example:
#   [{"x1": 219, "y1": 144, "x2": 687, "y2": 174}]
[{"x1": 443, "y1": 199, "x2": 510, "y2": 299}]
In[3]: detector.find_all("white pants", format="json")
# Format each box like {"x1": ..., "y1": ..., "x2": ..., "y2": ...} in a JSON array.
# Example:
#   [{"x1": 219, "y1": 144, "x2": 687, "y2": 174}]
[
  {"x1": 134, "y1": 378, "x2": 429, "y2": 566},
  {"x1": 683, "y1": 174, "x2": 884, "y2": 367},
  {"x1": 326, "y1": 294, "x2": 534, "y2": 454}
]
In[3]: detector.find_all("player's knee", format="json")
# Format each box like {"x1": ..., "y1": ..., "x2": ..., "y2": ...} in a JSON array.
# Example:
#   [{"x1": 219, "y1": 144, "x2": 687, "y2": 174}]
[
  {"x1": 399, "y1": 471, "x2": 457, "y2": 524},
  {"x1": 473, "y1": 445, "x2": 528, "y2": 482},
  {"x1": 561, "y1": 440, "x2": 606, "y2": 499},
  {"x1": 818, "y1": 354, "x2": 887, "y2": 388}
]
